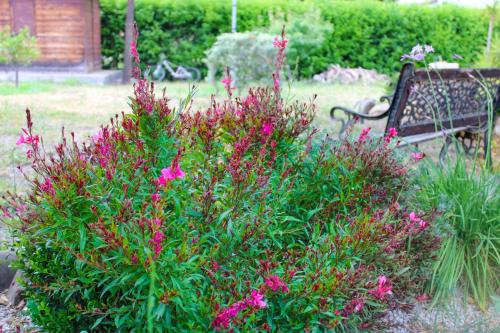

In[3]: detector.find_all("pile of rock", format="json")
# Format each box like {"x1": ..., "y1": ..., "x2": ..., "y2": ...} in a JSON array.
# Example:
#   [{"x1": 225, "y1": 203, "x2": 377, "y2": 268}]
[{"x1": 313, "y1": 64, "x2": 389, "y2": 84}]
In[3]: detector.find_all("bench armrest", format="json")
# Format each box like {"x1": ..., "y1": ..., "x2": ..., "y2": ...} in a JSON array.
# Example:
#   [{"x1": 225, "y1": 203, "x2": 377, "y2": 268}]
[
  {"x1": 380, "y1": 94, "x2": 394, "y2": 103},
  {"x1": 330, "y1": 106, "x2": 390, "y2": 120}
]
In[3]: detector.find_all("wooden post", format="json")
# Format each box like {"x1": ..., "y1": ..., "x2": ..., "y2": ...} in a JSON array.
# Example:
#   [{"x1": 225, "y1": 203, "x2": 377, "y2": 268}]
[{"x1": 122, "y1": 0, "x2": 135, "y2": 84}]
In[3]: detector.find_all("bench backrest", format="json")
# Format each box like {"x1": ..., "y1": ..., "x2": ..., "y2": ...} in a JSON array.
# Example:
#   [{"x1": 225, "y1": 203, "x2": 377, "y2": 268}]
[{"x1": 386, "y1": 63, "x2": 500, "y2": 137}]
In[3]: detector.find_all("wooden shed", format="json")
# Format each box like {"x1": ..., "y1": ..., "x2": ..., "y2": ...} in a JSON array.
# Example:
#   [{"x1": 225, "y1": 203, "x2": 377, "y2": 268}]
[{"x1": 0, "y1": 0, "x2": 101, "y2": 71}]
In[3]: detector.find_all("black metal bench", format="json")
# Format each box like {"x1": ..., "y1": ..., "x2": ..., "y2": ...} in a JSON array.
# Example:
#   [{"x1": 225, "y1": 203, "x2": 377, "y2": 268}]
[{"x1": 330, "y1": 63, "x2": 500, "y2": 166}]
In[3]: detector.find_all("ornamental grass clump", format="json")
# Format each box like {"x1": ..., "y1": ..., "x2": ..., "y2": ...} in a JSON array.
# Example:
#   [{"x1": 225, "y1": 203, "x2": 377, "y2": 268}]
[{"x1": 1, "y1": 31, "x2": 439, "y2": 332}]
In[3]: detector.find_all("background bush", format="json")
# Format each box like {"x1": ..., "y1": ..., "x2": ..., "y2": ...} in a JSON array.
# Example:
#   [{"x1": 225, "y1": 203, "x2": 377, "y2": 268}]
[
  {"x1": 101, "y1": 0, "x2": 491, "y2": 77},
  {"x1": 205, "y1": 32, "x2": 277, "y2": 91}
]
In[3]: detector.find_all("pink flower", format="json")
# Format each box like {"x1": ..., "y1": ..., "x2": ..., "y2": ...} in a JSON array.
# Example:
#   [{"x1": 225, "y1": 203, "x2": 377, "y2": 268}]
[
  {"x1": 130, "y1": 41, "x2": 139, "y2": 62},
  {"x1": 358, "y1": 127, "x2": 371, "y2": 142},
  {"x1": 265, "y1": 275, "x2": 289, "y2": 293},
  {"x1": 419, "y1": 219, "x2": 429, "y2": 230},
  {"x1": 368, "y1": 275, "x2": 393, "y2": 300},
  {"x1": 16, "y1": 134, "x2": 26, "y2": 145},
  {"x1": 247, "y1": 290, "x2": 267, "y2": 309},
  {"x1": 416, "y1": 293, "x2": 430, "y2": 302},
  {"x1": 273, "y1": 36, "x2": 288, "y2": 49},
  {"x1": 409, "y1": 211, "x2": 419, "y2": 222},
  {"x1": 131, "y1": 253, "x2": 138, "y2": 264},
  {"x1": 210, "y1": 261, "x2": 220, "y2": 271},
  {"x1": 16, "y1": 133, "x2": 39, "y2": 147},
  {"x1": 41, "y1": 177, "x2": 56, "y2": 197},
  {"x1": 1, "y1": 207, "x2": 11, "y2": 218},
  {"x1": 92, "y1": 130, "x2": 104, "y2": 143},
  {"x1": 151, "y1": 193, "x2": 161, "y2": 202},
  {"x1": 157, "y1": 165, "x2": 185, "y2": 185},
  {"x1": 261, "y1": 123, "x2": 274, "y2": 137},
  {"x1": 15, "y1": 204, "x2": 27, "y2": 214},
  {"x1": 150, "y1": 230, "x2": 165, "y2": 258},
  {"x1": 221, "y1": 75, "x2": 234, "y2": 97},
  {"x1": 384, "y1": 127, "x2": 398, "y2": 142},
  {"x1": 212, "y1": 301, "x2": 247, "y2": 331},
  {"x1": 212, "y1": 290, "x2": 268, "y2": 331},
  {"x1": 411, "y1": 152, "x2": 425, "y2": 161},
  {"x1": 273, "y1": 77, "x2": 280, "y2": 92}
]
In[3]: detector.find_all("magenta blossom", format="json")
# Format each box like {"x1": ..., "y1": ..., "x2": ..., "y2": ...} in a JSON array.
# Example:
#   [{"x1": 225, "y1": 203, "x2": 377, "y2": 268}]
[
  {"x1": 368, "y1": 275, "x2": 393, "y2": 300},
  {"x1": 247, "y1": 290, "x2": 267, "y2": 309},
  {"x1": 130, "y1": 41, "x2": 139, "y2": 63},
  {"x1": 384, "y1": 127, "x2": 398, "y2": 142},
  {"x1": 157, "y1": 165, "x2": 185, "y2": 185},
  {"x1": 212, "y1": 290, "x2": 268, "y2": 331},
  {"x1": 411, "y1": 152, "x2": 425, "y2": 161},
  {"x1": 40, "y1": 177, "x2": 56, "y2": 197},
  {"x1": 221, "y1": 75, "x2": 234, "y2": 97},
  {"x1": 261, "y1": 123, "x2": 274, "y2": 137},
  {"x1": 16, "y1": 133, "x2": 39, "y2": 147},
  {"x1": 409, "y1": 211, "x2": 419, "y2": 222},
  {"x1": 265, "y1": 275, "x2": 289, "y2": 293},
  {"x1": 273, "y1": 36, "x2": 288, "y2": 49},
  {"x1": 358, "y1": 127, "x2": 371, "y2": 142}
]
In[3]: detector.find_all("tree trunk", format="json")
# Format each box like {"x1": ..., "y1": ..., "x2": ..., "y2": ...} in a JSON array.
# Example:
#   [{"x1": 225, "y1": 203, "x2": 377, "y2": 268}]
[
  {"x1": 15, "y1": 65, "x2": 19, "y2": 88},
  {"x1": 122, "y1": 0, "x2": 135, "y2": 84},
  {"x1": 486, "y1": 14, "x2": 495, "y2": 59}
]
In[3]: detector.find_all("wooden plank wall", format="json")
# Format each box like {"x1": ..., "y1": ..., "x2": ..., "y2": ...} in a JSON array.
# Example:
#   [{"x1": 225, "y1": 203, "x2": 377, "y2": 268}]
[
  {"x1": 35, "y1": 0, "x2": 85, "y2": 64},
  {"x1": 0, "y1": 0, "x2": 101, "y2": 69},
  {"x1": 0, "y1": 0, "x2": 12, "y2": 31}
]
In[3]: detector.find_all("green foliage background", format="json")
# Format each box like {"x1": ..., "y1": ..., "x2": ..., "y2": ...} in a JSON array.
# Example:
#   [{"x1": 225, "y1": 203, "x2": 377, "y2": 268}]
[{"x1": 101, "y1": 0, "x2": 488, "y2": 76}]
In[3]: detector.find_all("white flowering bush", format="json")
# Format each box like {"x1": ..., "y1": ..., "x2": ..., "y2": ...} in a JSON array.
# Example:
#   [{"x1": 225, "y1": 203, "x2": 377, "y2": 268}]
[{"x1": 205, "y1": 32, "x2": 277, "y2": 91}]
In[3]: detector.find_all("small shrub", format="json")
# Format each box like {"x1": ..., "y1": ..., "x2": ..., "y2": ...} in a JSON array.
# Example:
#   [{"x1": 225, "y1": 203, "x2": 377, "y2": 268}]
[
  {"x1": 205, "y1": 32, "x2": 277, "y2": 91},
  {"x1": 1, "y1": 33, "x2": 439, "y2": 332},
  {"x1": 0, "y1": 27, "x2": 40, "y2": 87}
]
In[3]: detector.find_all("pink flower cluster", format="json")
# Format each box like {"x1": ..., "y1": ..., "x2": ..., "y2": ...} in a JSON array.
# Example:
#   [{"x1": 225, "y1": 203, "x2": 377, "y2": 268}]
[
  {"x1": 41, "y1": 177, "x2": 56, "y2": 197},
  {"x1": 17, "y1": 131, "x2": 40, "y2": 158},
  {"x1": 261, "y1": 123, "x2": 274, "y2": 137},
  {"x1": 16, "y1": 133, "x2": 39, "y2": 147},
  {"x1": 212, "y1": 290, "x2": 267, "y2": 331},
  {"x1": 384, "y1": 127, "x2": 398, "y2": 143},
  {"x1": 265, "y1": 275, "x2": 289, "y2": 293},
  {"x1": 130, "y1": 40, "x2": 140, "y2": 63},
  {"x1": 150, "y1": 230, "x2": 165, "y2": 259},
  {"x1": 409, "y1": 211, "x2": 429, "y2": 230},
  {"x1": 358, "y1": 127, "x2": 371, "y2": 142},
  {"x1": 221, "y1": 71, "x2": 235, "y2": 97},
  {"x1": 157, "y1": 165, "x2": 185, "y2": 186},
  {"x1": 368, "y1": 275, "x2": 393, "y2": 300},
  {"x1": 411, "y1": 152, "x2": 425, "y2": 161}
]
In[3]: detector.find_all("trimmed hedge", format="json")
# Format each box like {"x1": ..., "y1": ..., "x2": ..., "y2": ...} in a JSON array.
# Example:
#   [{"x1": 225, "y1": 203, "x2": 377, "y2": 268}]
[{"x1": 100, "y1": 0, "x2": 490, "y2": 76}]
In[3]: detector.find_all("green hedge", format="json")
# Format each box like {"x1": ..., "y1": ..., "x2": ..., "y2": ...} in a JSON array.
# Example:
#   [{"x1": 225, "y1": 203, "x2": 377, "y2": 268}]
[{"x1": 100, "y1": 0, "x2": 490, "y2": 76}]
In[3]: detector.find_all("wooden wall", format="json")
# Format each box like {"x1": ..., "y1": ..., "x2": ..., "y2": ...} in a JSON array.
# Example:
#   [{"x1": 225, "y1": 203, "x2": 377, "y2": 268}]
[{"x1": 0, "y1": 0, "x2": 101, "y2": 71}]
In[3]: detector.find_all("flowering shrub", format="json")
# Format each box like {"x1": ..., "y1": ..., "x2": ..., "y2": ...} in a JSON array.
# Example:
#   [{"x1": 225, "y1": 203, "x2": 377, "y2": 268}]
[{"x1": 1, "y1": 33, "x2": 439, "y2": 332}]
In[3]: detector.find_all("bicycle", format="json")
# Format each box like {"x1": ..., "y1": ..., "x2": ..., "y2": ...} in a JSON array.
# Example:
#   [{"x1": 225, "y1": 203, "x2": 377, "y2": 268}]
[{"x1": 145, "y1": 54, "x2": 201, "y2": 81}]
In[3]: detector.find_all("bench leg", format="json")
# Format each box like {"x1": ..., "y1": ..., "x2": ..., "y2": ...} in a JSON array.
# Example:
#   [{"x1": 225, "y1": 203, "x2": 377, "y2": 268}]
[{"x1": 439, "y1": 135, "x2": 453, "y2": 167}]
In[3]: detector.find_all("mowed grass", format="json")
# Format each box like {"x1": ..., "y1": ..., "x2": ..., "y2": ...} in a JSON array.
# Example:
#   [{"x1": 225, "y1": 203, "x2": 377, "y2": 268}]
[{"x1": 0, "y1": 80, "x2": 387, "y2": 193}]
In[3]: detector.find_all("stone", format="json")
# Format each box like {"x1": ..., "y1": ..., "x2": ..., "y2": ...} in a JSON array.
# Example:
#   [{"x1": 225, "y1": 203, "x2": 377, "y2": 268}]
[
  {"x1": 0, "y1": 251, "x2": 17, "y2": 291},
  {"x1": 368, "y1": 102, "x2": 390, "y2": 117},
  {"x1": 7, "y1": 271, "x2": 24, "y2": 307}
]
